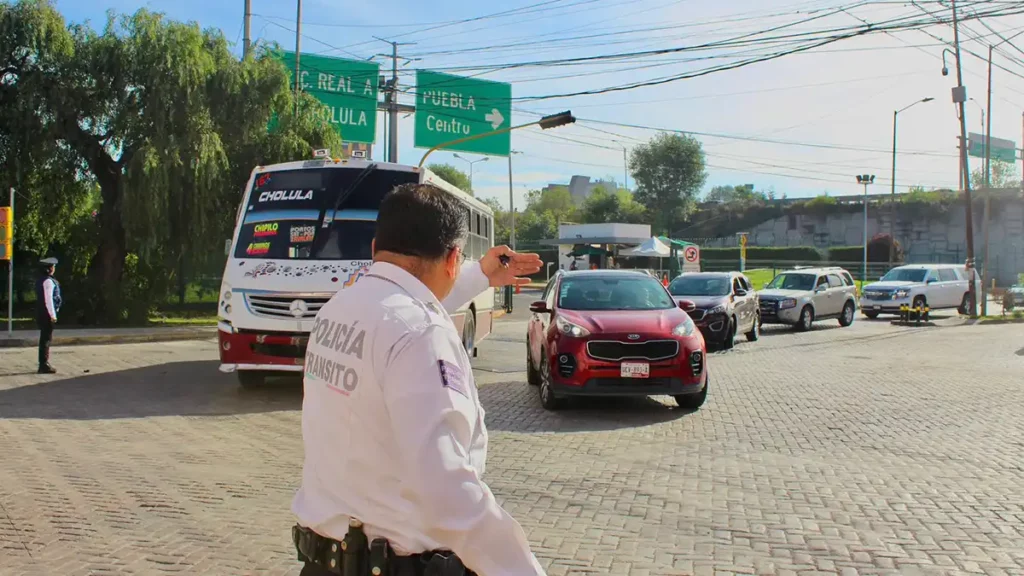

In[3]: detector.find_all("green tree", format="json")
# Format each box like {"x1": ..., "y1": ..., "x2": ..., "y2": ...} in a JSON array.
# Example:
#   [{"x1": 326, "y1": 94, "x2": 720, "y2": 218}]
[
  {"x1": 629, "y1": 132, "x2": 707, "y2": 234},
  {"x1": 525, "y1": 187, "x2": 575, "y2": 221},
  {"x1": 578, "y1": 186, "x2": 647, "y2": 224},
  {"x1": 971, "y1": 160, "x2": 1021, "y2": 190},
  {"x1": 705, "y1": 184, "x2": 765, "y2": 204},
  {"x1": 428, "y1": 163, "x2": 473, "y2": 194},
  {"x1": 1, "y1": 1, "x2": 340, "y2": 322}
]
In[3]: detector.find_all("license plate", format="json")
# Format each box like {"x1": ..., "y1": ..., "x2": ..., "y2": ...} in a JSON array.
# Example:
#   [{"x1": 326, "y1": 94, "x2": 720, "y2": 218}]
[
  {"x1": 873, "y1": 305, "x2": 880, "y2": 310},
  {"x1": 620, "y1": 362, "x2": 650, "y2": 379}
]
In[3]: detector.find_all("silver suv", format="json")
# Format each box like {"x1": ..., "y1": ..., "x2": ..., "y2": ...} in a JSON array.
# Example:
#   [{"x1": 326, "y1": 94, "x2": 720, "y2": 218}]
[{"x1": 757, "y1": 266, "x2": 858, "y2": 330}]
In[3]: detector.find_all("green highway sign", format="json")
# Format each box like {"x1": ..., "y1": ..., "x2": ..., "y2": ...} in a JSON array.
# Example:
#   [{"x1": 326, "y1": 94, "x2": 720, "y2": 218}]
[
  {"x1": 278, "y1": 51, "x2": 379, "y2": 144},
  {"x1": 968, "y1": 132, "x2": 1018, "y2": 163},
  {"x1": 414, "y1": 70, "x2": 512, "y2": 156}
]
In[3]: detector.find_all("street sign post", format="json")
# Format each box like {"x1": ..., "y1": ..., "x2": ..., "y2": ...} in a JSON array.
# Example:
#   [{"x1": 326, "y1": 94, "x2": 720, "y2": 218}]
[
  {"x1": 2, "y1": 189, "x2": 11, "y2": 337},
  {"x1": 414, "y1": 70, "x2": 512, "y2": 156},
  {"x1": 277, "y1": 51, "x2": 379, "y2": 144},
  {"x1": 968, "y1": 132, "x2": 1017, "y2": 163}
]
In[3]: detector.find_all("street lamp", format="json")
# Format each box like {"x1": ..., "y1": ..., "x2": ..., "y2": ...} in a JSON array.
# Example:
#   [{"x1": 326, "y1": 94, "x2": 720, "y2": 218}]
[
  {"x1": 857, "y1": 174, "x2": 875, "y2": 285},
  {"x1": 889, "y1": 97, "x2": 934, "y2": 266},
  {"x1": 418, "y1": 110, "x2": 575, "y2": 167},
  {"x1": 508, "y1": 150, "x2": 522, "y2": 250},
  {"x1": 452, "y1": 154, "x2": 488, "y2": 190}
]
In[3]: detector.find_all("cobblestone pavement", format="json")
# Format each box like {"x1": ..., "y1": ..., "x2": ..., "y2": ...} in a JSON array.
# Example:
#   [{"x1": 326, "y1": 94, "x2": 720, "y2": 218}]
[{"x1": 1, "y1": 316, "x2": 1023, "y2": 576}]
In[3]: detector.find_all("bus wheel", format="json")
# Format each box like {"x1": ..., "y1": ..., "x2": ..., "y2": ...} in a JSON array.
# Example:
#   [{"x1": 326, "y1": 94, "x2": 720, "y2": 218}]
[
  {"x1": 462, "y1": 311, "x2": 477, "y2": 355},
  {"x1": 237, "y1": 371, "x2": 266, "y2": 389}
]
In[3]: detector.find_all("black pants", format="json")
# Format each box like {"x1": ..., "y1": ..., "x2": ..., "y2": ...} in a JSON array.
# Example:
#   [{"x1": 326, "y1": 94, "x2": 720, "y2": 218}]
[
  {"x1": 299, "y1": 563, "x2": 332, "y2": 576},
  {"x1": 36, "y1": 315, "x2": 53, "y2": 368}
]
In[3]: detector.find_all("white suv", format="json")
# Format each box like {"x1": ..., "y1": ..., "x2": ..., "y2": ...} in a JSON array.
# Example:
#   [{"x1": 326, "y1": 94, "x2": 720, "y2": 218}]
[
  {"x1": 758, "y1": 266, "x2": 859, "y2": 331},
  {"x1": 860, "y1": 264, "x2": 974, "y2": 318}
]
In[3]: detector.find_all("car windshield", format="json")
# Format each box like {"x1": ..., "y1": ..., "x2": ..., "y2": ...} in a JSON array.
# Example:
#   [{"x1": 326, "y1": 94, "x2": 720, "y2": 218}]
[
  {"x1": 558, "y1": 276, "x2": 676, "y2": 311},
  {"x1": 881, "y1": 268, "x2": 928, "y2": 283},
  {"x1": 233, "y1": 165, "x2": 417, "y2": 261},
  {"x1": 668, "y1": 275, "x2": 731, "y2": 296},
  {"x1": 766, "y1": 273, "x2": 816, "y2": 291}
]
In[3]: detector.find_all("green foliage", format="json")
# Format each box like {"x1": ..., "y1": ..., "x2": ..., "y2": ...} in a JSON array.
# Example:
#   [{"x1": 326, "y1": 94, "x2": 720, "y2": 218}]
[
  {"x1": 578, "y1": 186, "x2": 647, "y2": 224},
  {"x1": 971, "y1": 160, "x2": 1021, "y2": 190},
  {"x1": 700, "y1": 246, "x2": 822, "y2": 262},
  {"x1": 629, "y1": 132, "x2": 707, "y2": 234},
  {"x1": 428, "y1": 163, "x2": 473, "y2": 194},
  {"x1": 0, "y1": 0, "x2": 342, "y2": 324},
  {"x1": 705, "y1": 184, "x2": 766, "y2": 204},
  {"x1": 828, "y1": 235, "x2": 900, "y2": 263}
]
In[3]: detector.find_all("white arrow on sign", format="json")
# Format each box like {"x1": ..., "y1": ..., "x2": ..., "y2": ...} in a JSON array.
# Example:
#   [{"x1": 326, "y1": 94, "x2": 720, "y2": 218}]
[{"x1": 484, "y1": 109, "x2": 505, "y2": 130}]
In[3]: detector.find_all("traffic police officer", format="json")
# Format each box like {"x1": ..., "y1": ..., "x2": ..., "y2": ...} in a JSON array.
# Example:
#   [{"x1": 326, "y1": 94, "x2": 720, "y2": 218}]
[
  {"x1": 35, "y1": 257, "x2": 61, "y2": 374},
  {"x1": 291, "y1": 183, "x2": 546, "y2": 576}
]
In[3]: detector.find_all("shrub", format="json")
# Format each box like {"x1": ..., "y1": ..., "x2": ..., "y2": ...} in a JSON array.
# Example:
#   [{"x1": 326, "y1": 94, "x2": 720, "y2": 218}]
[{"x1": 700, "y1": 246, "x2": 822, "y2": 262}]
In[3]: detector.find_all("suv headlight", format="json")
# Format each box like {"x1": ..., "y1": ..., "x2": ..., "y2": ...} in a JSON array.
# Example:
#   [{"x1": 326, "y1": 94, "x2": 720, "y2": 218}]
[
  {"x1": 672, "y1": 316, "x2": 696, "y2": 337},
  {"x1": 779, "y1": 298, "x2": 798, "y2": 310},
  {"x1": 555, "y1": 316, "x2": 590, "y2": 337},
  {"x1": 893, "y1": 289, "x2": 910, "y2": 299},
  {"x1": 706, "y1": 304, "x2": 727, "y2": 315}
]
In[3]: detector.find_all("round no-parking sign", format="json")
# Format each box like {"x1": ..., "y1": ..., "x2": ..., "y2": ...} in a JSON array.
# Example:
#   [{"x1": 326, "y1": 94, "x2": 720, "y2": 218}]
[{"x1": 684, "y1": 246, "x2": 699, "y2": 263}]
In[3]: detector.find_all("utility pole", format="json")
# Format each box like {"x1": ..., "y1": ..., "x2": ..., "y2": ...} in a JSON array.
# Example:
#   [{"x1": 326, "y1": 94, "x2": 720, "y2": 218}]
[
  {"x1": 6, "y1": 187, "x2": 12, "y2": 338},
  {"x1": 243, "y1": 0, "x2": 252, "y2": 59},
  {"x1": 982, "y1": 44, "x2": 993, "y2": 316},
  {"x1": 857, "y1": 175, "x2": 875, "y2": 284},
  {"x1": 294, "y1": 0, "x2": 302, "y2": 117},
  {"x1": 374, "y1": 39, "x2": 415, "y2": 163},
  {"x1": 950, "y1": 0, "x2": 977, "y2": 317}
]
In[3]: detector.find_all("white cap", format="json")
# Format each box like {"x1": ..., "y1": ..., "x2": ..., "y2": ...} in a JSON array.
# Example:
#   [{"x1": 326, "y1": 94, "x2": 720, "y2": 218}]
[{"x1": 40, "y1": 257, "x2": 58, "y2": 265}]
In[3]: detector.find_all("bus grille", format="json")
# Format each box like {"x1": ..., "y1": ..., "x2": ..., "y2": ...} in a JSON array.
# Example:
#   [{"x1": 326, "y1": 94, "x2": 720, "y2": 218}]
[{"x1": 245, "y1": 294, "x2": 331, "y2": 320}]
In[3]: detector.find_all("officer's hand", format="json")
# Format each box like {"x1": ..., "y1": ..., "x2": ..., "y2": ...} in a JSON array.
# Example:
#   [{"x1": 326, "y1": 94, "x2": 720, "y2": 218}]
[
  {"x1": 480, "y1": 245, "x2": 542, "y2": 288},
  {"x1": 51, "y1": 317, "x2": 57, "y2": 324}
]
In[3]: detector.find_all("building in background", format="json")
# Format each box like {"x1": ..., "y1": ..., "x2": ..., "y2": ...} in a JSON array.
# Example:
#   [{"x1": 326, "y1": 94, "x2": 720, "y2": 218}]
[{"x1": 543, "y1": 175, "x2": 621, "y2": 205}]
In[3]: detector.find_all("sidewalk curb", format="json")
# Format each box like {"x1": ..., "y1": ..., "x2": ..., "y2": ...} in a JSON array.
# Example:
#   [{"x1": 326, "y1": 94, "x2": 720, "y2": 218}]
[{"x1": 0, "y1": 328, "x2": 218, "y2": 349}]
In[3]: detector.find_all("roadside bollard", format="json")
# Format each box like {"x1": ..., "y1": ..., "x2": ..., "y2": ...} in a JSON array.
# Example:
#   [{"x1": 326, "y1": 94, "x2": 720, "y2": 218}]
[
  {"x1": 899, "y1": 304, "x2": 909, "y2": 324},
  {"x1": 923, "y1": 306, "x2": 930, "y2": 322}
]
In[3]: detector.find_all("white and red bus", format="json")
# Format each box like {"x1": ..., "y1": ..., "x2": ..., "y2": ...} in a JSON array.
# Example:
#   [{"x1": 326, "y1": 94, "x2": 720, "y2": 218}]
[{"x1": 216, "y1": 156, "x2": 496, "y2": 388}]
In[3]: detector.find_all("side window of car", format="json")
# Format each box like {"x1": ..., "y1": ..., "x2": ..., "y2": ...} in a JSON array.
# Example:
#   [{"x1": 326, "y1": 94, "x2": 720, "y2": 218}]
[
  {"x1": 740, "y1": 276, "x2": 753, "y2": 291},
  {"x1": 938, "y1": 269, "x2": 957, "y2": 282},
  {"x1": 816, "y1": 275, "x2": 829, "y2": 289},
  {"x1": 841, "y1": 272, "x2": 854, "y2": 286},
  {"x1": 541, "y1": 278, "x2": 555, "y2": 304},
  {"x1": 924, "y1": 269, "x2": 939, "y2": 283},
  {"x1": 827, "y1": 274, "x2": 844, "y2": 288},
  {"x1": 733, "y1": 277, "x2": 744, "y2": 293},
  {"x1": 547, "y1": 279, "x2": 561, "y2": 308}
]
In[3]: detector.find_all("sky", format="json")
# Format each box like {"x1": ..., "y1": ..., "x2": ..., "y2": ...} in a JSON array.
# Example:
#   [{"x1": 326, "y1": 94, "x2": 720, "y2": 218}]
[{"x1": 56, "y1": 0, "x2": 1024, "y2": 211}]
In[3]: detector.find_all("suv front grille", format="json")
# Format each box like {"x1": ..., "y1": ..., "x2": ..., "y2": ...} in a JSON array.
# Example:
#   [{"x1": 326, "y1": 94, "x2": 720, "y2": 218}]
[
  {"x1": 688, "y1": 309, "x2": 707, "y2": 321},
  {"x1": 245, "y1": 294, "x2": 331, "y2": 320},
  {"x1": 586, "y1": 340, "x2": 679, "y2": 362},
  {"x1": 863, "y1": 291, "x2": 891, "y2": 301},
  {"x1": 759, "y1": 300, "x2": 779, "y2": 320}
]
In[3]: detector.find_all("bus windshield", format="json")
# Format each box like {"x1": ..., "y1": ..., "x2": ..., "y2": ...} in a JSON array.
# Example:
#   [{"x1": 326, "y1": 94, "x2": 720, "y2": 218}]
[{"x1": 233, "y1": 166, "x2": 417, "y2": 261}]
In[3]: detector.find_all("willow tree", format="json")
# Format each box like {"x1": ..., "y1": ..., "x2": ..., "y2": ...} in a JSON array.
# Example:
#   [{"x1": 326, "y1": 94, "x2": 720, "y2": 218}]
[{"x1": 2, "y1": 0, "x2": 341, "y2": 322}]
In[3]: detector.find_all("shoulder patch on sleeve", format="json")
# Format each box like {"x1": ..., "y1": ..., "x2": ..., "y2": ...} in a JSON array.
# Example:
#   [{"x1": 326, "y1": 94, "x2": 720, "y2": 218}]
[{"x1": 438, "y1": 359, "x2": 468, "y2": 398}]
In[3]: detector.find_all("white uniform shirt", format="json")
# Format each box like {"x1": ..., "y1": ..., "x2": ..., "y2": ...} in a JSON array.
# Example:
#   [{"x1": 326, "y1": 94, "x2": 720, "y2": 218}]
[
  {"x1": 292, "y1": 260, "x2": 545, "y2": 576},
  {"x1": 43, "y1": 278, "x2": 58, "y2": 320}
]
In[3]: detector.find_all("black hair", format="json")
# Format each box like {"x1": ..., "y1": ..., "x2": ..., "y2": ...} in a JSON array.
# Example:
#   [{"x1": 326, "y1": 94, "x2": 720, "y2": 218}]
[{"x1": 375, "y1": 183, "x2": 468, "y2": 260}]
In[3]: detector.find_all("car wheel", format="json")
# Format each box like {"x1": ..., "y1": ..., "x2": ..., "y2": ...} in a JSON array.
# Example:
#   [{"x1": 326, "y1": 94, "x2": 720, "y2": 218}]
[
  {"x1": 538, "y1": 349, "x2": 566, "y2": 410},
  {"x1": 838, "y1": 301, "x2": 856, "y2": 327},
  {"x1": 912, "y1": 295, "x2": 927, "y2": 319},
  {"x1": 722, "y1": 318, "x2": 736, "y2": 350},
  {"x1": 674, "y1": 373, "x2": 708, "y2": 410},
  {"x1": 794, "y1": 305, "x2": 814, "y2": 331},
  {"x1": 958, "y1": 292, "x2": 971, "y2": 315},
  {"x1": 863, "y1": 311, "x2": 879, "y2": 319},
  {"x1": 462, "y1": 311, "x2": 476, "y2": 354},
  {"x1": 237, "y1": 371, "x2": 266, "y2": 389},
  {"x1": 745, "y1": 313, "x2": 760, "y2": 342},
  {"x1": 526, "y1": 342, "x2": 541, "y2": 386}
]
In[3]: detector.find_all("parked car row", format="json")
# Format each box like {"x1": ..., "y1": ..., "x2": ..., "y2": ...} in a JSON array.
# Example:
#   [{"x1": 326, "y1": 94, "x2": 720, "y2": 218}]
[{"x1": 524, "y1": 262, "x2": 979, "y2": 413}]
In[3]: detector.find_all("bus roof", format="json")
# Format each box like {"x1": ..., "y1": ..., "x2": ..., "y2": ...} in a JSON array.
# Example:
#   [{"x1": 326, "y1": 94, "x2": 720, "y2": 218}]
[{"x1": 248, "y1": 158, "x2": 493, "y2": 214}]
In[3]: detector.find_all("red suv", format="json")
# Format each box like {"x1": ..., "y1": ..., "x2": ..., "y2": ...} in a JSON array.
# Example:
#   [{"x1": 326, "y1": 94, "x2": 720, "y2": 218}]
[{"x1": 526, "y1": 270, "x2": 709, "y2": 411}]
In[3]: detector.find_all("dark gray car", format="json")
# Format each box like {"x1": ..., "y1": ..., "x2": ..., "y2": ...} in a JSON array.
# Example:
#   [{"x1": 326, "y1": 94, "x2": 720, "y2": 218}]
[{"x1": 667, "y1": 272, "x2": 760, "y2": 350}]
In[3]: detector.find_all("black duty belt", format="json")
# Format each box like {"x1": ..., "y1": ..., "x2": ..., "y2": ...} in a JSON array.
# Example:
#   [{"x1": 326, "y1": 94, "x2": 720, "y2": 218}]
[{"x1": 293, "y1": 524, "x2": 475, "y2": 576}]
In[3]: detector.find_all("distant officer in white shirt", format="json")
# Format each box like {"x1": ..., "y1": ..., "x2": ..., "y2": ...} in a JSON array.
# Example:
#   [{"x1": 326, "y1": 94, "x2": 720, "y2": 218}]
[{"x1": 292, "y1": 182, "x2": 547, "y2": 576}]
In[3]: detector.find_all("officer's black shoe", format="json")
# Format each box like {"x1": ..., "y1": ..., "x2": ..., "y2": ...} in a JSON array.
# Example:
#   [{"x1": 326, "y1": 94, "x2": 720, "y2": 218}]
[{"x1": 38, "y1": 365, "x2": 56, "y2": 374}]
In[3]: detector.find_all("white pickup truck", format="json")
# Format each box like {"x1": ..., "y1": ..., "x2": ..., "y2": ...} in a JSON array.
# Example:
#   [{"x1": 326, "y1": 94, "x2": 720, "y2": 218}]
[{"x1": 860, "y1": 264, "x2": 976, "y2": 318}]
